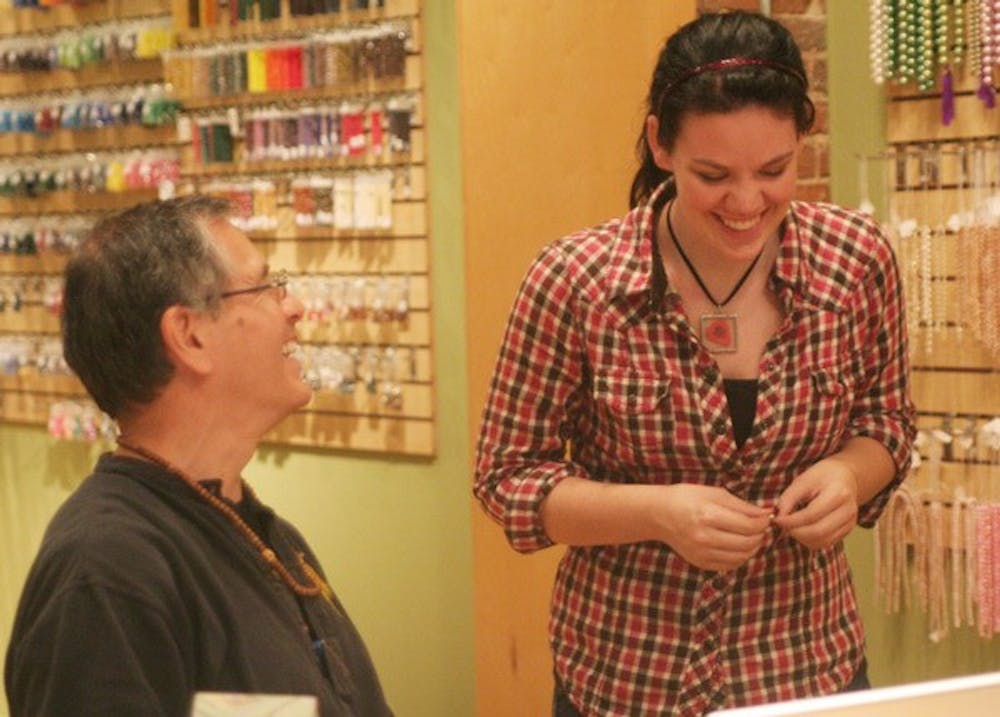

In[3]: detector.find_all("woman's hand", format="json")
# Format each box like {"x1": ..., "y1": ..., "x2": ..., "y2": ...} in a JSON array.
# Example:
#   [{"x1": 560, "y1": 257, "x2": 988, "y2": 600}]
[
  {"x1": 773, "y1": 457, "x2": 860, "y2": 550},
  {"x1": 651, "y1": 484, "x2": 772, "y2": 572}
]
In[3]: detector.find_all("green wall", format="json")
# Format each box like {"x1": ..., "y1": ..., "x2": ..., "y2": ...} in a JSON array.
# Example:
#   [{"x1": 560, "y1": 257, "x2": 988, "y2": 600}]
[
  {"x1": 0, "y1": 3, "x2": 473, "y2": 716},
  {"x1": 829, "y1": 2, "x2": 1000, "y2": 687}
]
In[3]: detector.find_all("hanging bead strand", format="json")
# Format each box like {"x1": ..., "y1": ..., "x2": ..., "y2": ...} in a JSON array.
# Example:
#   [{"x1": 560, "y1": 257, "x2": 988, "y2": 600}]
[
  {"x1": 954, "y1": 0, "x2": 967, "y2": 70},
  {"x1": 979, "y1": 0, "x2": 998, "y2": 106},
  {"x1": 916, "y1": 0, "x2": 936, "y2": 90},
  {"x1": 934, "y1": 0, "x2": 950, "y2": 68},
  {"x1": 937, "y1": 0, "x2": 956, "y2": 122},
  {"x1": 887, "y1": 0, "x2": 900, "y2": 79},
  {"x1": 872, "y1": 0, "x2": 889, "y2": 84},
  {"x1": 970, "y1": 0, "x2": 985, "y2": 92},
  {"x1": 898, "y1": 0, "x2": 914, "y2": 84}
]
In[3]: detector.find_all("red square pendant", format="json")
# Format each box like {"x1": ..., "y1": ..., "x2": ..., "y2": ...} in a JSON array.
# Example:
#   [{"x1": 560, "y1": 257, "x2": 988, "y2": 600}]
[{"x1": 700, "y1": 314, "x2": 738, "y2": 353}]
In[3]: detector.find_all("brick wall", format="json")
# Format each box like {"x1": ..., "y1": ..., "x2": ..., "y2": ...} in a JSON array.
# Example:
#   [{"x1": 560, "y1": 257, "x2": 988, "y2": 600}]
[{"x1": 697, "y1": 0, "x2": 830, "y2": 201}]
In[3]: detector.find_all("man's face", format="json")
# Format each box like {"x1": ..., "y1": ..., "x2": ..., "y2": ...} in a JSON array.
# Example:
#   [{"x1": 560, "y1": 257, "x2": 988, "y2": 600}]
[{"x1": 204, "y1": 218, "x2": 312, "y2": 434}]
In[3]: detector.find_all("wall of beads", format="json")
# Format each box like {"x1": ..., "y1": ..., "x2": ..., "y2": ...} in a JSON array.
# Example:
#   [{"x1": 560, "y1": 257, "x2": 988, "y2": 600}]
[
  {"x1": 0, "y1": 0, "x2": 178, "y2": 443},
  {"x1": 867, "y1": 0, "x2": 1000, "y2": 640},
  {"x1": 166, "y1": 0, "x2": 432, "y2": 456}
]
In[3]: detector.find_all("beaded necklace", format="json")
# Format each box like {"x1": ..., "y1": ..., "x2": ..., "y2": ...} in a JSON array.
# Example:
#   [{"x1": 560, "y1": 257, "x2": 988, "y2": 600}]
[
  {"x1": 871, "y1": 0, "x2": 889, "y2": 83},
  {"x1": 977, "y1": 0, "x2": 999, "y2": 107},
  {"x1": 117, "y1": 439, "x2": 324, "y2": 598}
]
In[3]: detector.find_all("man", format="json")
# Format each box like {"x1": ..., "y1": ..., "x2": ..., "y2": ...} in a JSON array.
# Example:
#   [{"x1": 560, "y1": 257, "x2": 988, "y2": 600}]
[{"x1": 4, "y1": 196, "x2": 392, "y2": 716}]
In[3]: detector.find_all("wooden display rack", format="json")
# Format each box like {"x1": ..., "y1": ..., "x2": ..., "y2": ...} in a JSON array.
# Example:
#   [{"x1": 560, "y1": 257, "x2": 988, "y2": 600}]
[{"x1": 172, "y1": 0, "x2": 434, "y2": 457}]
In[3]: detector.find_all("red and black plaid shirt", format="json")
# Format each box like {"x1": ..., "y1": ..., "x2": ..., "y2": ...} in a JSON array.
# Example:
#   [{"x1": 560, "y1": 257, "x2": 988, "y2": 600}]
[{"x1": 474, "y1": 182, "x2": 915, "y2": 716}]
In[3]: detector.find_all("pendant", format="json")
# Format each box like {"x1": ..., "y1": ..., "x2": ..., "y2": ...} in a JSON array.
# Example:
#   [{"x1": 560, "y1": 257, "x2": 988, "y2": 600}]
[{"x1": 700, "y1": 313, "x2": 738, "y2": 353}]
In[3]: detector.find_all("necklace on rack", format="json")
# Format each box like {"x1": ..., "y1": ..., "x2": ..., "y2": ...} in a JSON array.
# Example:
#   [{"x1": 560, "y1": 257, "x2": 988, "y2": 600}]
[
  {"x1": 665, "y1": 203, "x2": 765, "y2": 354},
  {"x1": 116, "y1": 438, "x2": 325, "y2": 599}
]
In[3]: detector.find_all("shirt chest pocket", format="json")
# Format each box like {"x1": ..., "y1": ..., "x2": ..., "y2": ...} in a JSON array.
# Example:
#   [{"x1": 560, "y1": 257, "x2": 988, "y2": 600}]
[
  {"x1": 591, "y1": 371, "x2": 680, "y2": 470},
  {"x1": 800, "y1": 366, "x2": 856, "y2": 457}
]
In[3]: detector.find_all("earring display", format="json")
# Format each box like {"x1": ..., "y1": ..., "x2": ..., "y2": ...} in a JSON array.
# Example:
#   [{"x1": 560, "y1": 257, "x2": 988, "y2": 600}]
[
  {"x1": 171, "y1": 0, "x2": 429, "y2": 455},
  {"x1": 0, "y1": 2, "x2": 184, "y2": 432},
  {"x1": 0, "y1": 0, "x2": 431, "y2": 457}
]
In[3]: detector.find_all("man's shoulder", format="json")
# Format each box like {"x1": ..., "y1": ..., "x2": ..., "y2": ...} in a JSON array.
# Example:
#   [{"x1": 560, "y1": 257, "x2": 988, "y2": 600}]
[{"x1": 33, "y1": 471, "x2": 191, "y2": 593}]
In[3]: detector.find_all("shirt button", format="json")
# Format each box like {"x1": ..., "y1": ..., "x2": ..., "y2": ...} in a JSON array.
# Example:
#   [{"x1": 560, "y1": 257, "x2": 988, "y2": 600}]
[
  {"x1": 713, "y1": 419, "x2": 728, "y2": 436},
  {"x1": 704, "y1": 367, "x2": 718, "y2": 383}
]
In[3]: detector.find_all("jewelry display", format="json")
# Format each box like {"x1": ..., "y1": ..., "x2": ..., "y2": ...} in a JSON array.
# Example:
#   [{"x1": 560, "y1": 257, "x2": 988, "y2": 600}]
[
  {"x1": 0, "y1": 1, "x2": 431, "y2": 456},
  {"x1": 0, "y1": 151, "x2": 180, "y2": 197},
  {"x1": 0, "y1": 17, "x2": 175, "y2": 72},
  {"x1": 183, "y1": 0, "x2": 387, "y2": 29},
  {"x1": 166, "y1": 22, "x2": 410, "y2": 101},
  {"x1": 870, "y1": 0, "x2": 1000, "y2": 121},
  {"x1": 876, "y1": 419, "x2": 1000, "y2": 639},
  {"x1": 864, "y1": 136, "x2": 1000, "y2": 640}
]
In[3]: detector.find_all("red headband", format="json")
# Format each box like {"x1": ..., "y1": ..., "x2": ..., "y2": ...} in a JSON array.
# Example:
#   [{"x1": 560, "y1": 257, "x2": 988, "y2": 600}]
[{"x1": 660, "y1": 57, "x2": 807, "y2": 99}]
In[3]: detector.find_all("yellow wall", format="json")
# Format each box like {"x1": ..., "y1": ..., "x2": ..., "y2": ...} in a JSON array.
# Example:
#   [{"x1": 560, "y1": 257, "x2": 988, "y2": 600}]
[{"x1": 458, "y1": 2, "x2": 696, "y2": 714}]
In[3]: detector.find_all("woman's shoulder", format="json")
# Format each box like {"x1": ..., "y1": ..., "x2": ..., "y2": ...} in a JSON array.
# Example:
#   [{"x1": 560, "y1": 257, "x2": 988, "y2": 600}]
[
  {"x1": 544, "y1": 215, "x2": 629, "y2": 261},
  {"x1": 790, "y1": 201, "x2": 895, "y2": 267}
]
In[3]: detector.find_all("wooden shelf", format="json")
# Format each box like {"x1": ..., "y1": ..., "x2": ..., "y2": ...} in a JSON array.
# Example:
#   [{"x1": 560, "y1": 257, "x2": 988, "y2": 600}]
[
  {"x1": 0, "y1": 125, "x2": 178, "y2": 158},
  {"x1": 174, "y1": 0, "x2": 419, "y2": 46},
  {"x1": 0, "y1": 0, "x2": 171, "y2": 38},
  {"x1": 181, "y1": 149, "x2": 417, "y2": 177},
  {"x1": 0, "y1": 188, "x2": 160, "y2": 216},
  {"x1": 168, "y1": 62, "x2": 419, "y2": 111},
  {"x1": 0, "y1": 59, "x2": 165, "y2": 98}
]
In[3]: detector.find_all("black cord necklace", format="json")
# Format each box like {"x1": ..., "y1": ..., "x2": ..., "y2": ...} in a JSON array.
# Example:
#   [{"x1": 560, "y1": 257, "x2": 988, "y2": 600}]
[{"x1": 666, "y1": 203, "x2": 765, "y2": 353}]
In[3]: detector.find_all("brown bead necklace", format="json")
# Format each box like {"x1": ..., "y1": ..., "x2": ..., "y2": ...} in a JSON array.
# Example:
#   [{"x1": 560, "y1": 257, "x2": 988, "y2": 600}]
[{"x1": 117, "y1": 439, "x2": 323, "y2": 598}]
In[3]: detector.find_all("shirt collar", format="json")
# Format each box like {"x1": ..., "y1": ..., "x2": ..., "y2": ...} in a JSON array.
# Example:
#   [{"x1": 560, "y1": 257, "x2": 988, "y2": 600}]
[
  {"x1": 605, "y1": 180, "x2": 672, "y2": 302},
  {"x1": 605, "y1": 184, "x2": 852, "y2": 314},
  {"x1": 773, "y1": 203, "x2": 854, "y2": 313}
]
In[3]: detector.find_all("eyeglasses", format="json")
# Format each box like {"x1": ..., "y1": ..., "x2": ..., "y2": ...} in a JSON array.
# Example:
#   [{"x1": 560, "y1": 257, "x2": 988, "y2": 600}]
[{"x1": 219, "y1": 269, "x2": 289, "y2": 301}]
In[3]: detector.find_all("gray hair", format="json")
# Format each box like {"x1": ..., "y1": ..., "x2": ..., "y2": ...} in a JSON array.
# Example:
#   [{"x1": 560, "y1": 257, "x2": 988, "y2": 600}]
[{"x1": 62, "y1": 195, "x2": 234, "y2": 418}]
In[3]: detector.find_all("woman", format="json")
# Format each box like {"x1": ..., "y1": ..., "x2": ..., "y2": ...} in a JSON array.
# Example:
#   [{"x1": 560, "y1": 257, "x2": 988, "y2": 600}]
[{"x1": 473, "y1": 11, "x2": 915, "y2": 717}]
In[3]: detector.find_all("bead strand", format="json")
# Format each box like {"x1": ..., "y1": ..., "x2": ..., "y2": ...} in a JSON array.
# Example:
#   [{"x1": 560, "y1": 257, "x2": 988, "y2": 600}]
[
  {"x1": 934, "y1": 0, "x2": 950, "y2": 68},
  {"x1": 975, "y1": 0, "x2": 998, "y2": 104},
  {"x1": 965, "y1": 496, "x2": 978, "y2": 627},
  {"x1": 916, "y1": 0, "x2": 936, "y2": 89},
  {"x1": 897, "y1": 0, "x2": 914, "y2": 83},
  {"x1": 954, "y1": 0, "x2": 967, "y2": 67},
  {"x1": 976, "y1": 503, "x2": 993, "y2": 637},
  {"x1": 871, "y1": 0, "x2": 889, "y2": 83},
  {"x1": 887, "y1": 0, "x2": 900, "y2": 78}
]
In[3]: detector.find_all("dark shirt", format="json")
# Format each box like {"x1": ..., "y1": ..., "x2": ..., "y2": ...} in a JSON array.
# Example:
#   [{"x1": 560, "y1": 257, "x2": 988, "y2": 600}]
[{"x1": 5, "y1": 454, "x2": 392, "y2": 717}]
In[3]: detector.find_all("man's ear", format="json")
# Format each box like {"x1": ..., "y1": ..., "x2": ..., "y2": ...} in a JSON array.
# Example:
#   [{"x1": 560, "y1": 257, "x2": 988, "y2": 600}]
[
  {"x1": 160, "y1": 305, "x2": 213, "y2": 375},
  {"x1": 645, "y1": 114, "x2": 673, "y2": 172}
]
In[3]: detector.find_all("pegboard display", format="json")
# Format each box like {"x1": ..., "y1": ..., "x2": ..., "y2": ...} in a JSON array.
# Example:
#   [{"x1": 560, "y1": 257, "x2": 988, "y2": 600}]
[
  {"x1": 0, "y1": 0, "x2": 177, "y2": 440},
  {"x1": 866, "y1": 10, "x2": 1000, "y2": 639},
  {"x1": 0, "y1": 0, "x2": 432, "y2": 457},
  {"x1": 166, "y1": 0, "x2": 432, "y2": 456}
]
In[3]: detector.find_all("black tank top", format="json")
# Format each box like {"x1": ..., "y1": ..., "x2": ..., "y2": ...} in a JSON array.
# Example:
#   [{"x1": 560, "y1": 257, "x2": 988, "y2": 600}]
[{"x1": 723, "y1": 378, "x2": 758, "y2": 448}]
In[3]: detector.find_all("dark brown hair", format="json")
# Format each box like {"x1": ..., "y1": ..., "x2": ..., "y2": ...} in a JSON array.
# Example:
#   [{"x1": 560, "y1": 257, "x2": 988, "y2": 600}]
[{"x1": 629, "y1": 11, "x2": 815, "y2": 208}]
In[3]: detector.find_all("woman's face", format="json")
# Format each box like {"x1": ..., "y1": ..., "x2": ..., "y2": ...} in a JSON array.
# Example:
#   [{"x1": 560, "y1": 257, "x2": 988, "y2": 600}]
[{"x1": 647, "y1": 105, "x2": 801, "y2": 262}]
